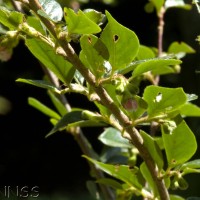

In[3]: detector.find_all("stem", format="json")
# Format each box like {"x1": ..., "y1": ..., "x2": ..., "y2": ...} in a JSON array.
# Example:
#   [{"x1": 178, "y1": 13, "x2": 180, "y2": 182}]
[
  {"x1": 158, "y1": 7, "x2": 165, "y2": 58},
  {"x1": 42, "y1": 67, "x2": 115, "y2": 200},
  {"x1": 23, "y1": 1, "x2": 170, "y2": 199}
]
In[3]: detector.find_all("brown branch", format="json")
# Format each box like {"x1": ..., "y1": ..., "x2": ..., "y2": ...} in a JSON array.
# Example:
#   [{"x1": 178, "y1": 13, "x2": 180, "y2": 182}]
[{"x1": 23, "y1": 1, "x2": 170, "y2": 199}]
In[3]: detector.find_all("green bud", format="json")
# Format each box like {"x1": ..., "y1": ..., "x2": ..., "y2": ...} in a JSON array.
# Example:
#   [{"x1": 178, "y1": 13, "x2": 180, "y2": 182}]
[
  {"x1": 126, "y1": 83, "x2": 139, "y2": 95},
  {"x1": 178, "y1": 177, "x2": 188, "y2": 190}
]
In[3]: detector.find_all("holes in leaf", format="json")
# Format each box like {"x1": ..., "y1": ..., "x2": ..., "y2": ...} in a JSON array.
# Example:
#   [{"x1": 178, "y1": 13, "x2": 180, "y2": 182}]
[
  {"x1": 154, "y1": 92, "x2": 162, "y2": 103},
  {"x1": 113, "y1": 34, "x2": 119, "y2": 43}
]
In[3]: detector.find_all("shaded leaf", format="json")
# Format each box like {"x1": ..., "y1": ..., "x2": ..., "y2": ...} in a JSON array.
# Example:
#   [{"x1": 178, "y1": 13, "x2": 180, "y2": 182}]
[
  {"x1": 100, "y1": 11, "x2": 139, "y2": 72},
  {"x1": 86, "y1": 181, "x2": 101, "y2": 200},
  {"x1": 83, "y1": 155, "x2": 142, "y2": 188},
  {"x1": 28, "y1": 97, "x2": 60, "y2": 120},
  {"x1": 143, "y1": 86, "x2": 187, "y2": 117},
  {"x1": 64, "y1": 7, "x2": 101, "y2": 34},
  {"x1": 140, "y1": 130, "x2": 163, "y2": 169},
  {"x1": 96, "y1": 178, "x2": 122, "y2": 190},
  {"x1": 25, "y1": 38, "x2": 75, "y2": 84},
  {"x1": 98, "y1": 127, "x2": 133, "y2": 148},
  {"x1": 162, "y1": 120, "x2": 197, "y2": 168},
  {"x1": 140, "y1": 162, "x2": 159, "y2": 197},
  {"x1": 46, "y1": 110, "x2": 82, "y2": 137}
]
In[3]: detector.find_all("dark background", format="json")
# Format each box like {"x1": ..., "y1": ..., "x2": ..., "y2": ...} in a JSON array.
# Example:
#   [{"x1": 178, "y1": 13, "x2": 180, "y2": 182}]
[{"x1": 0, "y1": 0, "x2": 200, "y2": 199}]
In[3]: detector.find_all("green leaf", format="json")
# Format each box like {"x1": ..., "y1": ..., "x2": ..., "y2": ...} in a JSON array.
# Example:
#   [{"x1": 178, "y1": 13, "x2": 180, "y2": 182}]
[
  {"x1": 132, "y1": 58, "x2": 181, "y2": 78},
  {"x1": 170, "y1": 195, "x2": 185, "y2": 200},
  {"x1": 150, "y1": 0, "x2": 164, "y2": 14},
  {"x1": 140, "y1": 130, "x2": 163, "y2": 170},
  {"x1": 180, "y1": 103, "x2": 200, "y2": 117},
  {"x1": 136, "y1": 45, "x2": 155, "y2": 60},
  {"x1": 143, "y1": 86, "x2": 187, "y2": 117},
  {"x1": 83, "y1": 155, "x2": 142, "y2": 188},
  {"x1": 46, "y1": 110, "x2": 82, "y2": 137},
  {"x1": 98, "y1": 127, "x2": 133, "y2": 148},
  {"x1": 48, "y1": 91, "x2": 67, "y2": 116},
  {"x1": 180, "y1": 159, "x2": 200, "y2": 170},
  {"x1": 165, "y1": 0, "x2": 191, "y2": 10},
  {"x1": 168, "y1": 41, "x2": 195, "y2": 58},
  {"x1": 80, "y1": 34, "x2": 109, "y2": 79},
  {"x1": 25, "y1": 38, "x2": 75, "y2": 84},
  {"x1": 38, "y1": 0, "x2": 63, "y2": 22},
  {"x1": 64, "y1": 7, "x2": 101, "y2": 34},
  {"x1": 27, "y1": 16, "x2": 46, "y2": 35},
  {"x1": 83, "y1": 9, "x2": 105, "y2": 25},
  {"x1": 0, "y1": 6, "x2": 24, "y2": 30},
  {"x1": 86, "y1": 181, "x2": 101, "y2": 200},
  {"x1": 144, "y1": 2, "x2": 155, "y2": 13},
  {"x1": 67, "y1": 119, "x2": 107, "y2": 128},
  {"x1": 187, "y1": 197, "x2": 200, "y2": 200},
  {"x1": 162, "y1": 120, "x2": 197, "y2": 168},
  {"x1": 16, "y1": 78, "x2": 61, "y2": 93},
  {"x1": 96, "y1": 178, "x2": 123, "y2": 190},
  {"x1": 28, "y1": 97, "x2": 61, "y2": 120},
  {"x1": 100, "y1": 11, "x2": 139, "y2": 72},
  {"x1": 140, "y1": 162, "x2": 158, "y2": 197}
]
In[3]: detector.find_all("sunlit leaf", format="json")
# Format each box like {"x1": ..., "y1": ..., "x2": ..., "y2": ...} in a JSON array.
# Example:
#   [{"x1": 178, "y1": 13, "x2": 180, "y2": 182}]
[
  {"x1": 0, "y1": 6, "x2": 24, "y2": 30},
  {"x1": 150, "y1": 0, "x2": 164, "y2": 14},
  {"x1": 64, "y1": 7, "x2": 101, "y2": 34},
  {"x1": 16, "y1": 78, "x2": 61, "y2": 93},
  {"x1": 132, "y1": 58, "x2": 181, "y2": 78},
  {"x1": 80, "y1": 34, "x2": 109, "y2": 79},
  {"x1": 100, "y1": 11, "x2": 139, "y2": 72},
  {"x1": 25, "y1": 38, "x2": 75, "y2": 84},
  {"x1": 39, "y1": 0, "x2": 63, "y2": 22},
  {"x1": 28, "y1": 97, "x2": 61, "y2": 120},
  {"x1": 168, "y1": 41, "x2": 195, "y2": 54},
  {"x1": 162, "y1": 120, "x2": 197, "y2": 168},
  {"x1": 180, "y1": 103, "x2": 200, "y2": 117},
  {"x1": 48, "y1": 91, "x2": 67, "y2": 116},
  {"x1": 83, "y1": 9, "x2": 105, "y2": 25},
  {"x1": 136, "y1": 45, "x2": 155, "y2": 60},
  {"x1": 143, "y1": 86, "x2": 187, "y2": 117}
]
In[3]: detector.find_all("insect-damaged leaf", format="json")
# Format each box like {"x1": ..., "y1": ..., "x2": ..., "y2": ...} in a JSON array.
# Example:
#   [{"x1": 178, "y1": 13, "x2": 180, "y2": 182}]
[{"x1": 100, "y1": 11, "x2": 139, "y2": 73}]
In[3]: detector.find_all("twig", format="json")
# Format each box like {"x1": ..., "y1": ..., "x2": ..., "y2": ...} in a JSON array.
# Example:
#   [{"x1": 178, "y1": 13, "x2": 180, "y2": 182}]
[
  {"x1": 21, "y1": 1, "x2": 170, "y2": 199},
  {"x1": 42, "y1": 66, "x2": 115, "y2": 200}
]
